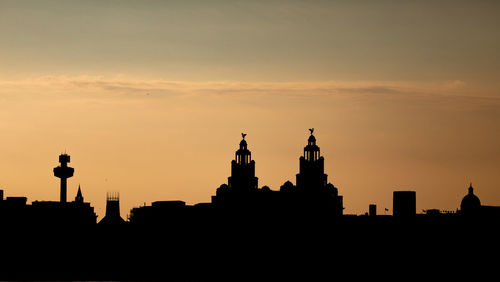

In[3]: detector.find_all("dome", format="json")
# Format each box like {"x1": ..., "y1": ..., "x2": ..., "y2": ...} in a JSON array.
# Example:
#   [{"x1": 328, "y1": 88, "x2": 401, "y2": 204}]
[
  {"x1": 460, "y1": 184, "x2": 481, "y2": 215},
  {"x1": 280, "y1": 180, "x2": 295, "y2": 192},
  {"x1": 308, "y1": 134, "x2": 316, "y2": 143},
  {"x1": 239, "y1": 133, "x2": 248, "y2": 149},
  {"x1": 239, "y1": 139, "x2": 247, "y2": 147},
  {"x1": 261, "y1": 186, "x2": 271, "y2": 192}
]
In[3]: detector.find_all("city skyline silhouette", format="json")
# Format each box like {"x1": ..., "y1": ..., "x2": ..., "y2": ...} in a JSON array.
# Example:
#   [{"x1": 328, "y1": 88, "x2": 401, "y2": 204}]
[
  {"x1": 1, "y1": 1, "x2": 500, "y2": 280},
  {"x1": 1, "y1": 129, "x2": 495, "y2": 220},
  {"x1": 2, "y1": 1, "x2": 500, "y2": 219},
  {"x1": 0, "y1": 129, "x2": 498, "y2": 280}
]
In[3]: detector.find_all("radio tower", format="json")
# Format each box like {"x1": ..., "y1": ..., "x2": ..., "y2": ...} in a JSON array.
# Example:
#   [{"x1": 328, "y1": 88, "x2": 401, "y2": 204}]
[{"x1": 53, "y1": 153, "x2": 74, "y2": 203}]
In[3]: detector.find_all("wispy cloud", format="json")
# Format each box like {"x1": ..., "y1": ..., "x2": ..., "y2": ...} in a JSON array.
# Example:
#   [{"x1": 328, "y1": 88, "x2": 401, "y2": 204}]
[{"x1": 0, "y1": 75, "x2": 476, "y2": 98}]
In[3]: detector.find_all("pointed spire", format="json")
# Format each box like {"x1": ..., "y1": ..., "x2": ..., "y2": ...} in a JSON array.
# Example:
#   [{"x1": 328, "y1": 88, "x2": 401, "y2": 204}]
[
  {"x1": 77, "y1": 184, "x2": 82, "y2": 196},
  {"x1": 75, "y1": 184, "x2": 84, "y2": 203}
]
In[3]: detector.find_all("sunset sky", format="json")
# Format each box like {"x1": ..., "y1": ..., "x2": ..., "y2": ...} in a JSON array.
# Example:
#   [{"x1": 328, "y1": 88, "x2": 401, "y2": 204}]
[{"x1": 1, "y1": 0, "x2": 499, "y2": 218}]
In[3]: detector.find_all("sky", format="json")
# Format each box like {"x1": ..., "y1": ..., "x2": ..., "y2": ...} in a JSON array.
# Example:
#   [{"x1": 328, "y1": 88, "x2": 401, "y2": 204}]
[{"x1": 1, "y1": 0, "x2": 500, "y2": 218}]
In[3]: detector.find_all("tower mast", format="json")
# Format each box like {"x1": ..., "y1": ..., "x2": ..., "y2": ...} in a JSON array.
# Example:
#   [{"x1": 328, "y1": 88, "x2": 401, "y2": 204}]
[{"x1": 53, "y1": 154, "x2": 74, "y2": 203}]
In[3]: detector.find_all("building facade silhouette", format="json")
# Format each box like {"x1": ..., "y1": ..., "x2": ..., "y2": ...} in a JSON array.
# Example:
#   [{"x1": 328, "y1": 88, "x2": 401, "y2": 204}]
[
  {"x1": 292, "y1": 129, "x2": 343, "y2": 215},
  {"x1": 459, "y1": 183, "x2": 500, "y2": 216},
  {"x1": 393, "y1": 191, "x2": 416, "y2": 217},
  {"x1": 460, "y1": 183, "x2": 481, "y2": 216},
  {"x1": 211, "y1": 133, "x2": 279, "y2": 211},
  {"x1": 210, "y1": 130, "x2": 343, "y2": 215},
  {"x1": 0, "y1": 154, "x2": 97, "y2": 228},
  {"x1": 0, "y1": 134, "x2": 500, "y2": 280},
  {"x1": 98, "y1": 193, "x2": 125, "y2": 225},
  {"x1": 229, "y1": 133, "x2": 258, "y2": 192}
]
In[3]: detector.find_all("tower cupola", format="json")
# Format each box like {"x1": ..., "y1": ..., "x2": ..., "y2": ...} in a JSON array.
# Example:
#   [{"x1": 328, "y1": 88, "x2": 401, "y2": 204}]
[
  {"x1": 235, "y1": 133, "x2": 251, "y2": 165},
  {"x1": 304, "y1": 128, "x2": 320, "y2": 162},
  {"x1": 228, "y1": 133, "x2": 258, "y2": 191}
]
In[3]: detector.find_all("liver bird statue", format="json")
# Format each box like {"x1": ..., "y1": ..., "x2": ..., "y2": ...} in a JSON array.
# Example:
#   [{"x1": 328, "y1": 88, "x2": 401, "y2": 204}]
[
  {"x1": 242, "y1": 133, "x2": 247, "y2": 139},
  {"x1": 309, "y1": 128, "x2": 314, "y2": 135}
]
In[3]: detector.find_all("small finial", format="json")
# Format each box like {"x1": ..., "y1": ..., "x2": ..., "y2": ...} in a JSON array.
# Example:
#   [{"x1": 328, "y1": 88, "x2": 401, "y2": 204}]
[
  {"x1": 309, "y1": 128, "x2": 314, "y2": 135},
  {"x1": 468, "y1": 183, "x2": 474, "y2": 194},
  {"x1": 242, "y1": 133, "x2": 247, "y2": 139}
]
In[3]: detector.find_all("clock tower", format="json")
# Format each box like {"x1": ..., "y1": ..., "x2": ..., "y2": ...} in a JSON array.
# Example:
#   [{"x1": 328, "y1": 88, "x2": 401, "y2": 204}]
[{"x1": 228, "y1": 133, "x2": 258, "y2": 192}]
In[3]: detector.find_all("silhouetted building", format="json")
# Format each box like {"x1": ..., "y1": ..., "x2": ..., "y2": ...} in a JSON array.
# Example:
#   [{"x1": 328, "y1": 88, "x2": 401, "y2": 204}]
[
  {"x1": 31, "y1": 154, "x2": 96, "y2": 226},
  {"x1": 31, "y1": 201, "x2": 97, "y2": 227},
  {"x1": 393, "y1": 191, "x2": 416, "y2": 216},
  {"x1": 129, "y1": 200, "x2": 200, "y2": 226},
  {"x1": 369, "y1": 204, "x2": 377, "y2": 216},
  {"x1": 290, "y1": 129, "x2": 343, "y2": 215},
  {"x1": 460, "y1": 183, "x2": 481, "y2": 216},
  {"x1": 456, "y1": 184, "x2": 500, "y2": 216},
  {"x1": 212, "y1": 134, "x2": 275, "y2": 209},
  {"x1": 210, "y1": 130, "x2": 343, "y2": 215},
  {"x1": 53, "y1": 153, "x2": 74, "y2": 203},
  {"x1": 211, "y1": 130, "x2": 343, "y2": 216},
  {"x1": 0, "y1": 194, "x2": 30, "y2": 227},
  {"x1": 296, "y1": 129, "x2": 327, "y2": 190},
  {"x1": 5, "y1": 196, "x2": 27, "y2": 206},
  {"x1": 99, "y1": 193, "x2": 125, "y2": 225},
  {"x1": 229, "y1": 133, "x2": 258, "y2": 192},
  {"x1": 2, "y1": 133, "x2": 500, "y2": 280},
  {"x1": 30, "y1": 166, "x2": 97, "y2": 227},
  {"x1": 0, "y1": 188, "x2": 96, "y2": 227},
  {"x1": 75, "y1": 184, "x2": 84, "y2": 203},
  {"x1": 0, "y1": 153, "x2": 96, "y2": 228},
  {"x1": 424, "y1": 209, "x2": 449, "y2": 216}
]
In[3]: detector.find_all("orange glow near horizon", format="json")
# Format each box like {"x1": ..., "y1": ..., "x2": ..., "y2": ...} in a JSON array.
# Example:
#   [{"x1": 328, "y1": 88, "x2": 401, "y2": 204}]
[{"x1": 0, "y1": 77, "x2": 499, "y2": 218}]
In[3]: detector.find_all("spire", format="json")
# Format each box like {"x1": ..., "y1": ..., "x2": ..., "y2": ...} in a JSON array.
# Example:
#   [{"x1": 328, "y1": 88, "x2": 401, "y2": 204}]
[
  {"x1": 468, "y1": 183, "x2": 474, "y2": 194},
  {"x1": 75, "y1": 184, "x2": 84, "y2": 203}
]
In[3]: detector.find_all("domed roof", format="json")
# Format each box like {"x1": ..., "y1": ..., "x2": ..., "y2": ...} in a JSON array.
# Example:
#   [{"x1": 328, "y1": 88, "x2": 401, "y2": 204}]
[
  {"x1": 239, "y1": 139, "x2": 247, "y2": 146},
  {"x1": 460, "y1": 184, "x2": 481, "y2": 214},
  {"x1": 261, "y1": 186, "x2": 271, "y2": 192},
  {"x1": 308, "y1": 134, "x2": 316, "y2": 143},
  {"x1": 280, "y1": 180, "x2": 295, "y2": 192}
]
